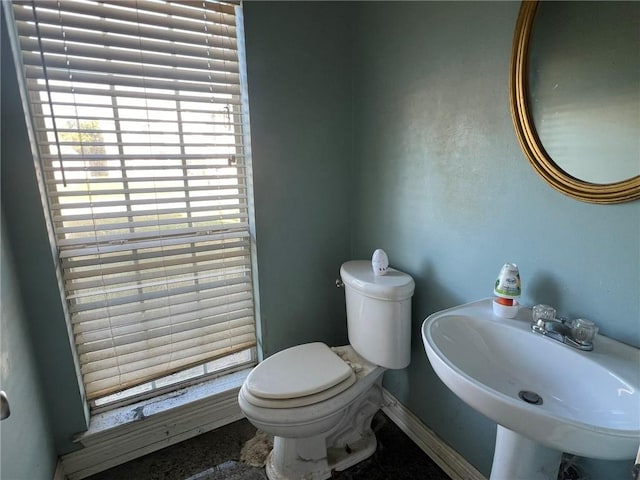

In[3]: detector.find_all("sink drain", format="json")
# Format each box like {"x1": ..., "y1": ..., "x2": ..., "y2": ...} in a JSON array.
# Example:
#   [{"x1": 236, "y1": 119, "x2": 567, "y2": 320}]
[{"x1": 518, "y1": 390, "x2": 543, "y2": 405}]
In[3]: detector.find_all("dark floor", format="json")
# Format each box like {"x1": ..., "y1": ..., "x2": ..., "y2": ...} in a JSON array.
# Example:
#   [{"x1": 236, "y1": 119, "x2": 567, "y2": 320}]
[{"x1": 86, "y1": 412, "x2": 451, "y2": 480}]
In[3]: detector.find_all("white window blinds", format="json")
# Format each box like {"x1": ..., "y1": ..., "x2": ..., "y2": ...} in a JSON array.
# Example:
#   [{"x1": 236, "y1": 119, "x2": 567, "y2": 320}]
[{"x1": 11, "y1": 0, "x2": 256, "y2": 401}]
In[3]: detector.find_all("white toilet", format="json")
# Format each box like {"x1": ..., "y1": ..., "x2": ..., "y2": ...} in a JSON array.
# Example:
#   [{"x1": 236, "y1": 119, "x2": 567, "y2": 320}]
[{"x1": 238, "y1": 260, "x2": 415, "y2": 480}]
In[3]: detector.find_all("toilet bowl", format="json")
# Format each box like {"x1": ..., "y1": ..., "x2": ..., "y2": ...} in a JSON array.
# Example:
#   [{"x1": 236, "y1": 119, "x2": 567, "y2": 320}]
[
  {"x1": 238, "y1": 260, "x2": 415, "y2": 480},
  {"x1": 238, "y1": 344, "x2": 386, "y2": 479}
]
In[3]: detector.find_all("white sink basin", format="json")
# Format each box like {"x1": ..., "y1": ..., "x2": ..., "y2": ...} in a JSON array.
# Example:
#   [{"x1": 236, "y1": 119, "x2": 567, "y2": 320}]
[{"x1": 422, "y1": 299, "x2": 640, "y2": 479}]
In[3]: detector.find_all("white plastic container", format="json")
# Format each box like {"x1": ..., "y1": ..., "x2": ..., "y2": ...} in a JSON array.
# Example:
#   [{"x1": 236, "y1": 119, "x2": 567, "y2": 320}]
[{"x1": 492, "y1": 298, "x2": 519, "y2": 318}]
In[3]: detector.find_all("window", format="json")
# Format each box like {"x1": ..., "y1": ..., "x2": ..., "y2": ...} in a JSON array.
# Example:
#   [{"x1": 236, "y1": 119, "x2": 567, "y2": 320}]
[{"x1": 9, "y1": 0, "x2": 256, "y2": 409}]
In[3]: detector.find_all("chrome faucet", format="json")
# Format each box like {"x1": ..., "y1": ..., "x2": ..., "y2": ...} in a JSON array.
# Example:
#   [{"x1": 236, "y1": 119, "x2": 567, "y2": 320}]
[{"x1": 530, "y1": 305, "x2": 598, "y2": 351}]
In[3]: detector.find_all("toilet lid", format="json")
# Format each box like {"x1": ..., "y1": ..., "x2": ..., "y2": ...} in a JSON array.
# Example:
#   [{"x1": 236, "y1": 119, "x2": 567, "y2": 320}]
[{"x1": 245, "y1": 342, "x2": 355, "y2": 400}]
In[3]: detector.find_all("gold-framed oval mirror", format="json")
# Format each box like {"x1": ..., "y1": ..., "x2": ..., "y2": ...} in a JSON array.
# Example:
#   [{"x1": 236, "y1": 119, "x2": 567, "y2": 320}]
[{"x1": 510, "y1": 0, "x2": 640, "y2": 204}]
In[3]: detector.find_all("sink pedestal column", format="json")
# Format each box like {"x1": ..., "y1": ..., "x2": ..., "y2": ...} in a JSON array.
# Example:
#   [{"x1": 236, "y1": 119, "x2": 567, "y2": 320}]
[{"x1": 490, "y1": 426, "x2": 563, "y2": 480}]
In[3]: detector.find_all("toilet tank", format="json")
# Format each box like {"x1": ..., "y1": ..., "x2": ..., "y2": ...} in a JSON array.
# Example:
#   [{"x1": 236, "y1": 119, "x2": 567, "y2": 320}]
[{"x1": 340, "y1": 260, "x2": 415, "y2": 369}]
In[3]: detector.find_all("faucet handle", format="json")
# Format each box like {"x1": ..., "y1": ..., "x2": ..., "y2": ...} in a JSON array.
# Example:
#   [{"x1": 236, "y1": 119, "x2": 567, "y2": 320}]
[
  {"x1": 569, "y1": 318, "x2": 599, "y2": 344},
  {"x1": 532, "y1": 304, "x2": 556, "y2": 325}
]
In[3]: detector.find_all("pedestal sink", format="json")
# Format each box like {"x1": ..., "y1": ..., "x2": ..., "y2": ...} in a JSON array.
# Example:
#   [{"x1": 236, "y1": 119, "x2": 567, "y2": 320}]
[{"x1": 421, "y1": 299, "x2": 640, "y2": 480}]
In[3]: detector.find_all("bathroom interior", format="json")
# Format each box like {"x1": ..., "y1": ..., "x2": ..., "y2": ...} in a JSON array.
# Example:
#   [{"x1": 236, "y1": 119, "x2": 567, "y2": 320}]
[{"x1": 1, "y1": 1, "x2": 639, "y2": 480}]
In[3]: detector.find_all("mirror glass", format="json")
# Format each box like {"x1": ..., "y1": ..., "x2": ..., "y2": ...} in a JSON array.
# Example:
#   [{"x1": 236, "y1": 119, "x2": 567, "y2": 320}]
[{"x1": 527, "y1": 1, "x2": 640, "y2": 185}]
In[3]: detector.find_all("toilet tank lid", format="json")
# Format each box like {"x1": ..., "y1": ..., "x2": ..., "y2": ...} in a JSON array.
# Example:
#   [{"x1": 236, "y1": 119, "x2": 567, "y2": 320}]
[
  {"x1": 340, "y1": 260, "x2": 415, "y2": 300},
  {"x1": 245, "y1": 342, "x2": 355, "y2": 400}
]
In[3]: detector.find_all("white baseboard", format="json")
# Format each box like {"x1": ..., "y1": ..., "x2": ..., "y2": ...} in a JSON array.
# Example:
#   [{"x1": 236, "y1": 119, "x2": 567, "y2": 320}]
[
  {"x1": 60, "y1": 374, "x2": 247, "y2": 480},
  {"x1": 53, "y1": 460, "x2": 66, "y2": 480},
  {"x1": 382, "y1": 389, "x2": 487, "y2": 480},
  {"x1": 59, "y1": 377, "x2": 485, "y2": 480}
]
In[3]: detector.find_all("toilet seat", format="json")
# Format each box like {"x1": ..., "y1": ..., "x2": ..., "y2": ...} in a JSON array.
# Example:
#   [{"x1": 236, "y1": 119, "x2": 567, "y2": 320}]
[{"x1": 243, "y1": 342, "x2": 356, "y2": 408}]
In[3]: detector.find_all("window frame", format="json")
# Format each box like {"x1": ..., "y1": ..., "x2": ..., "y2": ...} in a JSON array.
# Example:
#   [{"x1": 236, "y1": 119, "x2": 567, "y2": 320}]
[{"x1": 6, "y1": 0, "x2": 260, "y2": 411}]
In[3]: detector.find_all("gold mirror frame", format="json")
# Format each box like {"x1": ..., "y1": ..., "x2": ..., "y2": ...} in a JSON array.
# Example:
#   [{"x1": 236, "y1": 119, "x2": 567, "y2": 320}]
[{"x1": 509, "y1": 0, "x2": 640, "y2": 204}]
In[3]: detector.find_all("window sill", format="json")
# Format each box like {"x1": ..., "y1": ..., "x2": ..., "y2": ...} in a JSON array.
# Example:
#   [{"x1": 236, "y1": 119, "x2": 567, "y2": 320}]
[{"x1": 75, "y1": 368, "x2": 250, "y2": 448}]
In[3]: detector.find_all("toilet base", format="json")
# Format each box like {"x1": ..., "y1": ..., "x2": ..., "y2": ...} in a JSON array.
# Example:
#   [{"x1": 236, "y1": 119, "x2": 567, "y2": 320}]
[
  {"x1": 265, "y1": 432, "x2": 377, "y2": 480},
  {"x1": 264, "y1": 375, "x2": 383, "y2": 480}
]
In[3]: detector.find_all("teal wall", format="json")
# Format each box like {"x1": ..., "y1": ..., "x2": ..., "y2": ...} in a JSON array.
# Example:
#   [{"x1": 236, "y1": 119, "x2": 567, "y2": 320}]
[
  {"x1": 244, "y1": 2, "x2": 353, "y2": 356},
  {"x1": 245, "y1": 2, "x2": 639, "y2": 478},
  {"x1": 351, "y1": 2, "x2": 639, "y2": 477},
  {"x1": 0, "y1": 218, "x2": 58, "y2": 480},
  {"x1": 1, "y1": 10, "x2": 88, "y2": 456}
]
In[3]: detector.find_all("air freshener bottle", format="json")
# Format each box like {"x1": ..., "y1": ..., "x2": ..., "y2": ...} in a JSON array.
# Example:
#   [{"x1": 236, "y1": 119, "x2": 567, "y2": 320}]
[
  {"x1": 493, "y1": 263, "x2": 520, "y2": 318},
  {"x1": 371, "y1": 249, "x2": 389, "y2": 276}
]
